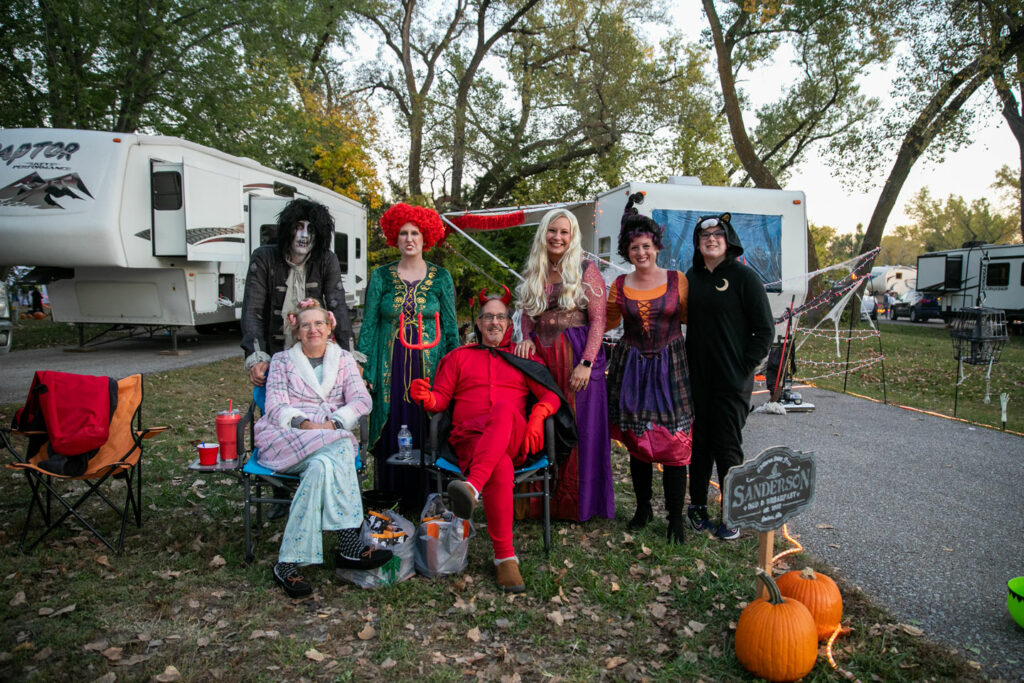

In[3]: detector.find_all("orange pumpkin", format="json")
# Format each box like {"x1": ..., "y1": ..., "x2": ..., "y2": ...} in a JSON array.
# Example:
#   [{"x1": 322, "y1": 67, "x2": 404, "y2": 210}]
[
  {"x1": 735, "y1": 569, "x2": 818, "y2": 682},
  {"x1": 776, "y1": 567, "x2": 843, "y2": 641}
]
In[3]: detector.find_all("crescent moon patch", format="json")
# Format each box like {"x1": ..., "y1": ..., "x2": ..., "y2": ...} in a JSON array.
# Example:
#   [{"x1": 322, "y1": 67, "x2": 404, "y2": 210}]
[{"x1": 715, "y1": 278, "x2": 729, "y2": 292}]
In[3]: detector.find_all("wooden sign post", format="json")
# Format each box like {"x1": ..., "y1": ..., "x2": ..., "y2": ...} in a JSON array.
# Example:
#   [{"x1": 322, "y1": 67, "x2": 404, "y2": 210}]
[{"x1": 722, "y1": 446, "x2": 816, "y2": 598}]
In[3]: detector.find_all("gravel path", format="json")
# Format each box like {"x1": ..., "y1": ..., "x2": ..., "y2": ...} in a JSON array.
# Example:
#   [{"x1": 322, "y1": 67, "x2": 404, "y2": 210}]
[
  {"x1": 0, "y1": 330, "x2": 241, "y2": 405},
  {"x1": 742, "y1": 388, "x2": 1024, "y2": 680}
]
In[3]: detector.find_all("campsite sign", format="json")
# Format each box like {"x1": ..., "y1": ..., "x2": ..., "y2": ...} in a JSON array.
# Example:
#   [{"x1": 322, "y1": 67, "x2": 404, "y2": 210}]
[{"x1": 723, "y1": 446, "x2": 815, "y2": 532}]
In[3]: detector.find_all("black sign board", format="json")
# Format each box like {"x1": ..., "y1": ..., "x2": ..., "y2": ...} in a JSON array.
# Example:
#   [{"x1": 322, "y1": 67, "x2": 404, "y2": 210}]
[{"x1": 722, "y1": 446, "x2": 815, "y2": 532}]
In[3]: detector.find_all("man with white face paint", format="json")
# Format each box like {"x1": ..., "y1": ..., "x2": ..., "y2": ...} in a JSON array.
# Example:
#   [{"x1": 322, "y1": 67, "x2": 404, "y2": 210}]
[{"x1": 242, "y1": 199, "x2": 356, "y2": 388}]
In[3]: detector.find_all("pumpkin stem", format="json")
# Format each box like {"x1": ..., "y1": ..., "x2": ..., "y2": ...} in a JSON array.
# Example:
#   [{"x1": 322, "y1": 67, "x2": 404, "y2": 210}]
[
  {"x1": 801, "y1": 567, "x2": 817, "y2": 580},
  {"x1": 755, "y1": 568, "x2": 785, "y2": 605}
]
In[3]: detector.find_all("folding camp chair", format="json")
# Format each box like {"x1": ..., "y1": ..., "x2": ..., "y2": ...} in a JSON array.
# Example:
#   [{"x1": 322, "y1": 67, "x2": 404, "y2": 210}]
[
  {"x1": 2, "y1": 373, "x2": 167, "y2": 553},
  {"x1": 231, "y1": 386, "x2": 367, "y2": 562},
  {"x1": 425, "y1": 411, "x2": 557, "y2": 553}
]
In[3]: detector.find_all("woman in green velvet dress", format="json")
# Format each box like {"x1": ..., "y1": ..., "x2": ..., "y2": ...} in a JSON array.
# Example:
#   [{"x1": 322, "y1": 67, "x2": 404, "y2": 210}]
[{"x1": 357, "y1": 203, "x2": 458, "y2": 512}]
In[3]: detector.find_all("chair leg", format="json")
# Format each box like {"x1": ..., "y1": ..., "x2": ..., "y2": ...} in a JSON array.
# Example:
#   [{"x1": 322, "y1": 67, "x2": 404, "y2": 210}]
[
  {"x1": 543, "y1": 467, "x2": 551, "y2": 555},
  {"x1": 243, "y1": 474, "x2": 254, "y2": 563}
]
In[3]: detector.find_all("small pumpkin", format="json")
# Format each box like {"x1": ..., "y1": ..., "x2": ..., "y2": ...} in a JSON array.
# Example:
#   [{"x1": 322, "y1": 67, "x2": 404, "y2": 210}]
[
  {"x1": 735, "y1": 569, "x2": 818, "y2": 682},
  {"x1": 776, "y1": 566, "x2": 843, "y2": 641}
]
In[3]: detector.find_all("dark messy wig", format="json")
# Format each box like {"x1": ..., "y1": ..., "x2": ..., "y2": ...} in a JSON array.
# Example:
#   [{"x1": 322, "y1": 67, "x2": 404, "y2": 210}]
[{"x1": 276, "y1": 198, "x2": 335, "y2": 265}]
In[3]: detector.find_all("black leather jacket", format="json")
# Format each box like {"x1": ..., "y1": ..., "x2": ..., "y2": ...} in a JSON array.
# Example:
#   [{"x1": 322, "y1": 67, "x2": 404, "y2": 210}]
[{"x1": 240, "y1": 245, "x2": 354, "y2": 361}]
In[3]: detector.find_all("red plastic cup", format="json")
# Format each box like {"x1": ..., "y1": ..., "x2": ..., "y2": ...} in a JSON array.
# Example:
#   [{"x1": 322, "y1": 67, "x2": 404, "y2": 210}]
[
  {"x1": 197, "y1": 442, "x2": 219, "y2": 466},
  {"x1": 216, "y1": 409, "x2": 242, "y2": 461}
]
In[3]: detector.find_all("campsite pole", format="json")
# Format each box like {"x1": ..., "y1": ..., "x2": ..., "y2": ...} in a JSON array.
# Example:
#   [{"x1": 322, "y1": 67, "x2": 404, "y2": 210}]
[{"x1": 440, "y1": 216, "x2": 525, "y2": 283}]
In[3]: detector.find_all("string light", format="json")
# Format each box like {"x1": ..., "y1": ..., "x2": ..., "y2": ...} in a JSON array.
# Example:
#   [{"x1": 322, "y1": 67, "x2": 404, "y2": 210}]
[{"x1": 771, "y1": 523, "x2": 803, "y2": 563}]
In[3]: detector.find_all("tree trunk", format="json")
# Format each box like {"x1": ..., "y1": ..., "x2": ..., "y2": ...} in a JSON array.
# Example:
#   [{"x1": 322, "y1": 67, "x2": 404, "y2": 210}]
[{"x1": 702, "y1": 0, "x2": 820, "y2": 277}]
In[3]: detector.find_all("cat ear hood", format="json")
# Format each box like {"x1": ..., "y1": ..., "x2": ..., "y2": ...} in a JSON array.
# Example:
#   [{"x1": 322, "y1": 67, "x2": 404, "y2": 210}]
[{"x1": 691, "y1": 212, "x2": 743, "y2": 267}]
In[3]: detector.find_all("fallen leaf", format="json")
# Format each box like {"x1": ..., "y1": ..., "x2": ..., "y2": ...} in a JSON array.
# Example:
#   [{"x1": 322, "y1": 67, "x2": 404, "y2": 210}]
[
  {"x1": 899, "y1": 624, "x2": 924, "y2": 637},
  {"x1": 683, "y1": 651, "x2": 698, "y2": 663},
  {"x1": 695, "y1": 559, "x2": 706, "y2": 573},
  {"x1": 49, "y1": 604, "x2": 76, "y2": 618},
  {"x1": 155, "y1": 665, "x2": 181, "y2": 682},
  {"x1": 116, "y1": 653, "x2": 152, "y2": 667},
  {"x1": 305, "y1": 648, "x2": 326, "y2": 662},
  {"x1": 196, "y1": 637, "x2": 209, "y2": 648},
  {"x1": 649, "y1": 604, "x2": 667, "y2": 619},
  {"x1": 101, "y1": 647, "x2": 123, "y2": 662},
  {"x1": 209, "y1": 555, "x2": 226, "y2": 568},
  {"x1": 83, "y1": 639, "x2": 108, "y2": 652},
  {"x1": 94, "y1": 555, "x2": 114, "y2": 569},
  {"x1": 34, "y1": 646, "x2": 53, "y2": 661},
  {"x1": 92, "y1": 673, "x2": 117, "y2": 683},
  {"x1": 688, "y1": 620, "x2": 706, "y2": 633},
  {"x1": 152, "y1": 570, "x2": 184, "y2": 580},
  {"x1": 605, "y1": 656, "x2": 627, "y2": 669},
  {"x1": 37, "y1": 608, "x2": 54, "y2": 616},
  {"x1": 357, "y1": 625, "x2": 376, "y2": 640},
  {"x1": 249, "y1": 630, "x2": 280, "y2": 640},
  {"x1": 9, "y1": 591, "x2": 25, "y2": 607},
  {"x1": 546, "y1": 611, "x2": 564, "y2": 626},
  {"x1": 610, "y1": 582, "x2": 620, "y2": 592},
  {"x1": 815, "y1": 523, "x2": 834, "y2": 530},
  {"x1": 380, "y1": 658, "x2": 397, "y2": 669},
  {"x1": 466, "y1": 627, "x2": 481, "y2": 642}
]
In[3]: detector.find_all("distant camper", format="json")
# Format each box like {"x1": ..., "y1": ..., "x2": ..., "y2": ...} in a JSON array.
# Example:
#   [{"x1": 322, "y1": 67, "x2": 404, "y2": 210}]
[{"x1": 0, "y1": 129, "x2": 367, "y2": 333}]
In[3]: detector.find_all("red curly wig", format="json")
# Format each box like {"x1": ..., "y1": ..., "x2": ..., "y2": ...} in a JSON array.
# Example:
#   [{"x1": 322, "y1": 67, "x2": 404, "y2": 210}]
[{"x1": 379, "y1": 203, "x2": 445, "y2": 250}]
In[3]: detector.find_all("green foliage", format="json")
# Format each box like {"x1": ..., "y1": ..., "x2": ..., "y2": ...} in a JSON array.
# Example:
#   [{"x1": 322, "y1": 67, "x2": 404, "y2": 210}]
[
  {"x1": 810, "y1": 222, "x2": 866, "y2": 267},
  {"x1": 904, "y1": 187, "x2": 1022, "y2": 251}
]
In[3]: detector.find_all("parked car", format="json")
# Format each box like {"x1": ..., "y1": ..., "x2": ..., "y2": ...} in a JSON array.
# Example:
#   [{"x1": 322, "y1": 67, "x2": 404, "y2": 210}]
[
  {"x1": 888, "y1": 290, "x2": 941, "y2": 322},
  {"x1": 860, "y1": 294, "x2": 889, "y2": 321}
]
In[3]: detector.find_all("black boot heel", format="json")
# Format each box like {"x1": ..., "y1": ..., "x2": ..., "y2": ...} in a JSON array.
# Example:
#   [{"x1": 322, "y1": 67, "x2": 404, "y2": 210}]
[
  {"x1": 627, "y1": 503, "x2": 654, "y2": 530},
  {"x1": 667, "y1": 515, "x2": 686, "y2": 544}
]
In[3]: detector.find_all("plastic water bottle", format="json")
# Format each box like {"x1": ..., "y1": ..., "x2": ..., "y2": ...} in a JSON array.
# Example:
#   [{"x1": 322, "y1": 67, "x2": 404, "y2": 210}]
[{"x1": 397, "y1": 424, "x2": 413, "y2": 462}]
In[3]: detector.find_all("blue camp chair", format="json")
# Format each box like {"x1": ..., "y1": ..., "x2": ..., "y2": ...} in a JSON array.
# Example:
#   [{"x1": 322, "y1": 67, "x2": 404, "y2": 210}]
[
  {"x1": 236, "y1": 386, "x2": 366, "y2": 562},
  {"x1": 426, "y1": 411, "x2": 557, "y2": 553}
]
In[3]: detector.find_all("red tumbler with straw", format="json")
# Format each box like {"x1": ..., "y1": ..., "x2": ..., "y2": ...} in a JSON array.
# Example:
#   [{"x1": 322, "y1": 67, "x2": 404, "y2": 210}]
[{"x1": 216, "y1": 399, "x2": 242, "y2": 461}]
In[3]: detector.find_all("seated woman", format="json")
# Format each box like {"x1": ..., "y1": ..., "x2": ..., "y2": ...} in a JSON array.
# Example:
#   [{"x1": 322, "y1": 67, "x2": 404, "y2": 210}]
[{"x1": 255, "y1": 299, "x2": 391, "y2": 598}]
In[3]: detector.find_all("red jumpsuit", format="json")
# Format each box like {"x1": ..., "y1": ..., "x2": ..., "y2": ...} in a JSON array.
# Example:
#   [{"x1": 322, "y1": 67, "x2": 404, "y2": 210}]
[{"x1": 430, "y1": 342, "x2": 559, "y2": 559}]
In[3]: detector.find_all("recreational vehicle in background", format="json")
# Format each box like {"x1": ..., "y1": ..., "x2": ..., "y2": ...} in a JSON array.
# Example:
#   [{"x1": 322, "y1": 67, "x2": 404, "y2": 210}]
[
  {"x1": 916, "y1": 242, "x2": 1024, "y2": 323},
  {"x1": 865, "y1": 265, "x2": 916, "y2": 297},
  {"x1": 0, "y1": 129, "x2": 367, "y2": 334},
  {"x1": 590, "y1": 178, "x2": 809, "y2": 326}
]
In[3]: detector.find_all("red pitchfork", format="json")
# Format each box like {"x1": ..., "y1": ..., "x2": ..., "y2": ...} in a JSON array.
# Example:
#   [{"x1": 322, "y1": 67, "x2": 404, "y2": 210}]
[{"x1": 398, "y1": 312, "x2": 441, "y2": 350}]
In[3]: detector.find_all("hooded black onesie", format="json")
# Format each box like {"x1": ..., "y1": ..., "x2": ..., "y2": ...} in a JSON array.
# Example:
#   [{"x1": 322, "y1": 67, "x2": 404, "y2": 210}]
[{"x1": 684, "y1": 215, "x2": 773, "y2": 511}]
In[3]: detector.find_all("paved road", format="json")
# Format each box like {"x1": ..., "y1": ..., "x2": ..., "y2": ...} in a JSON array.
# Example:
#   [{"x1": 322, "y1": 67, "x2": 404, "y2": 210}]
[
  {"x1": 743, "y1": 388, "x2": 1023, "y2": 680},
  {"x1": 0, "y1": 329, "x2": 242, "y2": 405}
]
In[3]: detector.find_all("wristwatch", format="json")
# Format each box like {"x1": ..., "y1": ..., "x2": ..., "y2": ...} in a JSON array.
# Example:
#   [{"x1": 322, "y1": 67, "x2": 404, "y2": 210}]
[
  {"x1": 580, "y1": 359, "x2": 593, "y2": 368},
  {"x1": 330, "y1": 418, "x2": 343, "y2": 430}
]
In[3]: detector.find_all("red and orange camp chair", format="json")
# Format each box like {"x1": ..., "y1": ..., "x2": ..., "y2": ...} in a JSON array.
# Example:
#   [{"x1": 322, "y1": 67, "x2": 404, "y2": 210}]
[{"x1": 2, "y1": 372, "x2": 167, "y2": 553}]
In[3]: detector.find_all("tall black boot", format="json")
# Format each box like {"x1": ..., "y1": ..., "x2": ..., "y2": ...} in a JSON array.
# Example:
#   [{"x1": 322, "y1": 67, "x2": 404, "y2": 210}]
[
  {"x1": 663, "y1": 465, "x2": 687, "y2": 544},
  {"x1": 628, "y1": 456, "x2": 654, "y2": 530}
]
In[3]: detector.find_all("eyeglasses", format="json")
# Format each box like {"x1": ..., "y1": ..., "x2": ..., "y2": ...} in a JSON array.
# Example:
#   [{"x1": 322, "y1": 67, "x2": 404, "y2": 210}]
[
  {"x1": 478, "y1": 313, "x2": 510, "y2": 322},
  {"x1": 299, "y1": 319, "x2": 328, "y2": 330},
  {"x1": 700, "y1": 230, "x2": 726, "y2": 242}
]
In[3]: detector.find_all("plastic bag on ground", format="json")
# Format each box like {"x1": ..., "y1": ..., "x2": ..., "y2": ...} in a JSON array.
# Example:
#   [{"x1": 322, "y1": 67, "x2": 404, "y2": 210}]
[
  {"x1": 415, "y1": 493, "x2": 475, "y2": 578},
  {"x1": 335, "y1": 509, "x2": 415, "y2": 589}
]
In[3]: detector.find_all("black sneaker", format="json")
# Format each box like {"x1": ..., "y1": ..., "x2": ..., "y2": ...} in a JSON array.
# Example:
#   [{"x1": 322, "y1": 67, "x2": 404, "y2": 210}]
[
  {"x1": 273, "y1": 562, "x2": 312, "y2": 598},
  {"x1": 714, "y1": 523, "x2": 740, "y2": 541},
  {"x1": 335, "y1": 545, "x2": 393, "y2": 570},
  {"x1": 687, "y1": 505, "x2": 714, "y2": 532}
]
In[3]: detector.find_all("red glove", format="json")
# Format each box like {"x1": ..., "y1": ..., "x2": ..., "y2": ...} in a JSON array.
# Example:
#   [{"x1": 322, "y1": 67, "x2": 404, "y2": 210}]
[
  {"x1": 410, "y1": 378, "x2": 437, "y2": 411},
  {"x1": 521, "y1": 403, "x2": 554, "y2": 457}
]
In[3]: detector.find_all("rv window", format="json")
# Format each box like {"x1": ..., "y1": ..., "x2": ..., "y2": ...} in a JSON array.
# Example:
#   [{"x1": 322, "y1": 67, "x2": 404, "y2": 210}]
[
  {"x1": 335, "y1": 234, "x2": 349, "y2": 274},
  {"x1": 260, "y1": 224, "x2": 277, "y2": 246},
  {"x1": 944, "y1": 256, "x2": 963, "y2": 289},
  {"x1": 598, "y1": 237, "x2": 611, "y2": 258},
  {"x1": 895, "y1": 272, "x2": 902, "y2": 279},
  {"x1": 986, "y1": 262, "x2": 1009, "y2": 287},
  {"x1": 355, "y1": 237, "x2": 362, "y2": 259},
  {"x1": 152, "y1": 171, "x2": 183, "y2": 211}
]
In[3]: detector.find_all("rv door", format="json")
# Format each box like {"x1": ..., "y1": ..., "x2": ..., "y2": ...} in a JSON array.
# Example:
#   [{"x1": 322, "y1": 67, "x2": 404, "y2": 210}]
[
  {"x1": 151, "y1": 161, "x2": 186, "y2": 257},
  {"x1": 248, "y1": 195, "x2": 292, "y2": 252}
]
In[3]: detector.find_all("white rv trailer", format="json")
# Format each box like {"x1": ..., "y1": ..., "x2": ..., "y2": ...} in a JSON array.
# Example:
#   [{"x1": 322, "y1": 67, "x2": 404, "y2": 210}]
[
  {"x1": 865, "y1": 265, "x2": 916, "y2": 297},
  {"x1": 589, "y1": 179, "x2": 808, "y2": 326},
  {"x1": 916, "y1": 242, "x2": 1024, "y2": 323},
  {"x1": 0, "y1": 129, "x2": 367, "y2": 330}
]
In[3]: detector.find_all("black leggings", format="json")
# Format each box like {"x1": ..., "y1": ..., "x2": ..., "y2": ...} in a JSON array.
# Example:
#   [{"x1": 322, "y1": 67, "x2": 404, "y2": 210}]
[{"x1": 688, "y1": 380, "x2": 753, "y2": 507}]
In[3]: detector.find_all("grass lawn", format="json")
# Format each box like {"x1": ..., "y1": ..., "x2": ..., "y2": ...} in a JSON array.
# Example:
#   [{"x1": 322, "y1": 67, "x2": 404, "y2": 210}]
[
  {"x1": 795, "y1": 320, "x2": 1024, "y2": 434},
  {"x1": 7, "y1": 315, "x2": 109, "y2": 351},
  {"x1": 0, "y1": 358, "x2": 989, "y2": 681}
]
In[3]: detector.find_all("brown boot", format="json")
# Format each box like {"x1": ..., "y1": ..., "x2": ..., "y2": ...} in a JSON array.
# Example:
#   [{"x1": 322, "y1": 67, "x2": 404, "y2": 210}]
[{"x1": 495, "y1": 559, "x2": 525, "y2": 593}]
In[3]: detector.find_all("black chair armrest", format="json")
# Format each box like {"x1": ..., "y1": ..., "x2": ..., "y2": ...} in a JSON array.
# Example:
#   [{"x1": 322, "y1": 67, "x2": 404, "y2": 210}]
[
  {"x1": 543, "y1": 416, "x2": 555, "y2": 462},
  {"x1": 427, "y1": 411, "x2": 446, "y2": 462},
  {"x1": 237, "y1": 401, "x2": 258, "y2": 459}
]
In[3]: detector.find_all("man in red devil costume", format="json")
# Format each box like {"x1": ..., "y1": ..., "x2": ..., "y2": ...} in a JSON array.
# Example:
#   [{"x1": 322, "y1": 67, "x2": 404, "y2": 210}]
[{"x1": 410, "y1": 286, "x2": 575, "y2": 593}]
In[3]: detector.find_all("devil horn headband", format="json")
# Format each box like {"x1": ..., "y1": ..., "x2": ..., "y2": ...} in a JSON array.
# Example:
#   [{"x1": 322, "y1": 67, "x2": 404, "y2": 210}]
[{"x1": 477, "y1": 284, "x2": 511, "y2": 307}]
